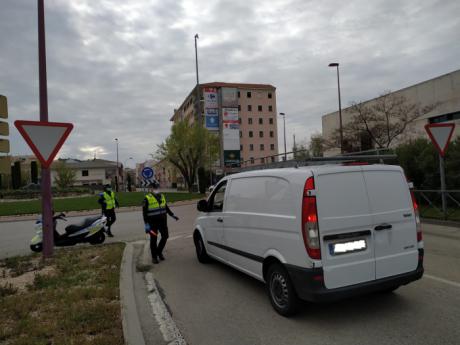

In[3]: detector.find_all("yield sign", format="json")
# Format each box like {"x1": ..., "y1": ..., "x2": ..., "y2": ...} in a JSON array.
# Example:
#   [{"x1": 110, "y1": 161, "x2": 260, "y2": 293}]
[
  {"x1": 425, "y1": 123, "x2": 456, "y2": 157},
  {"x1": 14, "y1": 120, "x2": 73, "y2": 168}
]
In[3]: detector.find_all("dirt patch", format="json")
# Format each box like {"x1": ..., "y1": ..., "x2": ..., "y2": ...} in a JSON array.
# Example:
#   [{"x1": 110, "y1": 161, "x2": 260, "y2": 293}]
[{"x1": 0, "y1": 265, "x2": 55, "y2": 292}]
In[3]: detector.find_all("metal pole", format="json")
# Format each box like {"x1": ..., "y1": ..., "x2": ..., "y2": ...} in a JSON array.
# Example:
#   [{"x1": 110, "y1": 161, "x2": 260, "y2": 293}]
[
  {"x1": 194, "y1": 34, "x2": 200, "y2": 122},
  {"x1": 336, "y1": 66, "x2": 343, "y2": 154},
  {"x1": 283, "y1": 115, "x2": 287, "y2": 161},
  {"x1": 38, "y1": 0, "x2": 53, "y2": 258},
  {"x1": 115, "y1": 138, "x2": 119, "y2": 192},
  {"x1": 439, "y1": 154, "x2": 447, "y2": 219}
]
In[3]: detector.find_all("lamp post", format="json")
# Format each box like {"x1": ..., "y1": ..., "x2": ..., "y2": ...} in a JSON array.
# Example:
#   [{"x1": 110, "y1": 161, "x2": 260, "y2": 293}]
[
  {"x1": 328, "y1": 62, "x2": 343, "y2": 154},
  {"x1": 194, "y1": 33, "x2": 200, "y2": 122},
  {"x1": 123, "y1": 157, "x2": 133, "y2": 191},
  {"x1": 279, "y1": 112, "x2": 287, "y2": 161},
  {"x1": 115, "y1": 138, "x2": 119, "y2": 192}
]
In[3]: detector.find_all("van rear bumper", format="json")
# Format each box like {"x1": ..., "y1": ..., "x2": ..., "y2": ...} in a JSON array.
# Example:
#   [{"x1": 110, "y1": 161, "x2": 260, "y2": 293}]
[{"x1": 286, "y1": 249, "x2": 424, "y2": 303}]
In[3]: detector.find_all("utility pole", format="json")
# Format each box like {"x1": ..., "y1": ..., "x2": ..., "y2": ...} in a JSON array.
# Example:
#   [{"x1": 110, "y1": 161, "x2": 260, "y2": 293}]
[
  {"x1": 37, "y1": 0, "x2": 54, "y2": 258},
  {"x1": 329, "y1": 63, "x2": 343, "y2": 154},
  {"x1": 115, "y1": 138, "x2": 119, "y2": 192}
]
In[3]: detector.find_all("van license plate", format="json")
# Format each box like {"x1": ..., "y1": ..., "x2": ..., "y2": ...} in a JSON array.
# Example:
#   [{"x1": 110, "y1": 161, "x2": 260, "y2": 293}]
[{"x1": 329, "y1": 240, "x2": 366, "y2": 255}]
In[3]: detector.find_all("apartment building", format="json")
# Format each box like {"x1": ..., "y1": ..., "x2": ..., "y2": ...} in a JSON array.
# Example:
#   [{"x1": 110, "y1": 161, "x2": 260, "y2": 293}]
[{"x1": 171, "y1": 82, "x2": 279, "y2": 170}]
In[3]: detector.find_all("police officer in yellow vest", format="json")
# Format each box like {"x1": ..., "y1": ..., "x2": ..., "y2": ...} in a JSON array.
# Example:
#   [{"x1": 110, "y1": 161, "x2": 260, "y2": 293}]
[
  {"x1": 98, "y1": 184, "x2": 119, "y2": 237},
  {"x1": 143, "y1": 181, "x2": 179, "y2": 264}
]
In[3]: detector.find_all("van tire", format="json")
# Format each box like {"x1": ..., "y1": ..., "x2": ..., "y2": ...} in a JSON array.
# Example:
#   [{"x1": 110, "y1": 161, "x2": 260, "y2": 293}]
[
  {"x1": 194, "y1": 232, "x2": 211, "y2": 263},
  {"x1": 266, "y1": 263, "x2": 299, "y2": 316}
]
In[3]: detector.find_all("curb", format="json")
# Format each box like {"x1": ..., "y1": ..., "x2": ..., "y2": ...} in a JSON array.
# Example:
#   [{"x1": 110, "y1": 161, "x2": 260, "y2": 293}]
[{"x1": 120, "y1": 242, "x2": 146, "y2": 345}]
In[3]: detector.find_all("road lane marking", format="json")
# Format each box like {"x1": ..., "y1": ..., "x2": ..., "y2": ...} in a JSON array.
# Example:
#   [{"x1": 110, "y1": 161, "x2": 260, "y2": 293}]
[
  {"x1": 425, "y1": 274, "x2": 460, "y2": 288},
  {"x1": 145, "y1": 272, "x2": 187, "y2": 345},
  {"x1": 185, "y1": 235, "x2": 193, "y2": 239}
]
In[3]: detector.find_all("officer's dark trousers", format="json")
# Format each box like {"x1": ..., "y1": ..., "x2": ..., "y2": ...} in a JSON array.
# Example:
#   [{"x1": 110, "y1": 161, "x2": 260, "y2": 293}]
[
  {"x1": 103, "y1": 209, "x2": 116, "y2": 232},
  {"x1": 148, "y1": 224, "x2": 169, "y2": 259}
]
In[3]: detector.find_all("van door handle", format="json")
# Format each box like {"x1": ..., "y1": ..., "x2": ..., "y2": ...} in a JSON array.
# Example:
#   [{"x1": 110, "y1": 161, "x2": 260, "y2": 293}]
[
  {"x1": 217, "y1": 217, "x2": 224, "y2": 223},
  {"x1": 374, "y1": 224, "x2": 392, "y2": 231}
]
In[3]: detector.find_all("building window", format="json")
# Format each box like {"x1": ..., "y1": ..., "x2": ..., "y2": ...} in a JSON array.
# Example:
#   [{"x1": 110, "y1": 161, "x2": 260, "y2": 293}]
[
  {"x1": 248, "y1": 117, "x2": 253, "y2": 124},
  {"x1": 259, "y1": 131, "x2": 264, "y2": 138},
  {"x1": 239, "y1": 131, "x2": 242, "y2": 138},
  {"x1": 247, "y1": 91, "x2": 252, "y2": 98},
  {"x1": 261, "y1": 158, "x2": 265, "y2": 164},
  {"x1": 270, "y1": 131, "x2": 274, "y2": 138},
  {"x1": 259, "y1": 118, "x2": 263, "y2": 125},
  {"x1": 269, "y1": 105, "x2": 273, "y2": 112},
  {"x1": 258, "y1": 105, "x2": 262, "y2": 111},
  {"x1": 269, "y1": 118, "x2": 274, "y2": 125},
  {"x1": 260, "y1": 144, "x2": 265, "y2": 151},
  {"x1": 249, "y1": 131, "x2": 253, "y2": 138},
  {"x1": 250, "y1": 144, "x2": 254, "y2": 151},
  {"x1": 271, "y1": 156, "x2": 275, "y2": 162},
  {"x1": 268, "y1": 92, "x2": 272, "y2": 99},
  {"x1": 238, "y1": 105, "x2": 241, "y2": 111},
  {"x1": 270, "y1": 144, "x2": 275, "y2": 150},
  {"x1": 239, "y1": 117, "x2": 242, "y2": 124},
  {"x1": 248, "y1": 105, "x2": 252, "y2": 111},
  {"x1": 240, "y1": 145, "x2": 243, "y2": 151},
  {"x1": 250, "y1": 157, "x2": 255, "y2": 164},
  {"x1": 82, "y1": 170, "x2": 89, "y2": 177},
  {"x1": 238, "y1": 91, "x2": 240, "y2": 98}
]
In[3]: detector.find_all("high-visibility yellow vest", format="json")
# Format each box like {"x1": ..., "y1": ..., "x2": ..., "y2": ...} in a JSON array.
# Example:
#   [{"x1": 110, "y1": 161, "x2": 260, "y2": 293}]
[
  {"x1": 103, "y1": 191, "x2": 116, "y2": 210},
  {"x1": 145, "y1": 193, "x2": 167, "y2": 217}
]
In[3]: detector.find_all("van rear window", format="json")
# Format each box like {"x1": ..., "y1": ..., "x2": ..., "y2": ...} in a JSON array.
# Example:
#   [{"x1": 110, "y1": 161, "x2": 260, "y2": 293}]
[{"x1": 226, "y1": 177, "x2": 293, "y2": 216}]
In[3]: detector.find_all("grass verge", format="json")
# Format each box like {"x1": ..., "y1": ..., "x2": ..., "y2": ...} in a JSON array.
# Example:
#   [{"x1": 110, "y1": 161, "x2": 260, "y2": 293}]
[
  {"x1": 0, "y1": 192, "x2": 203, "y2": 217},
  {"x1": 0, "y1": 243, "x2": 125, "y2": 345}
]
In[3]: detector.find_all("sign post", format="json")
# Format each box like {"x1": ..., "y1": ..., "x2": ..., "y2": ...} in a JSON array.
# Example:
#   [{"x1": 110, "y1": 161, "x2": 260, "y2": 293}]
[{"x1": 424, "y1": 123, "x2": 456, "y2": 219}]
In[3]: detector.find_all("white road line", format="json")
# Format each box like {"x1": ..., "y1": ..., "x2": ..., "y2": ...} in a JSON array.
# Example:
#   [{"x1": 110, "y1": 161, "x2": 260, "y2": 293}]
[
  {"x1": 168, "y1": 235, "x2": 184, "y2": 241},
  {"x1": 425, "y1": 274, "x2": 460, "y2": 288},
  {"x1": 145, "y1": 272, "x2": 187, "y2": 345},
  {"x1": 184, "y1": 235, "x2": 193, "y2": 239}
]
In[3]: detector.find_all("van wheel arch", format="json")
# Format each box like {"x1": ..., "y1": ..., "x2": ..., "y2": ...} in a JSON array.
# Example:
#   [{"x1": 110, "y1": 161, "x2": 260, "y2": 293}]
[{"x1": 263, "y1": 256, "x2": 283, "y2": 282}]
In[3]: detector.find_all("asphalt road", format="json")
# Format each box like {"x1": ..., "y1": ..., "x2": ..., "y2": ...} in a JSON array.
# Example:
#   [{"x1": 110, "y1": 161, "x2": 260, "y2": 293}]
[{"x1": 1, "y1": 205, "x2": 460, "y2": 344}]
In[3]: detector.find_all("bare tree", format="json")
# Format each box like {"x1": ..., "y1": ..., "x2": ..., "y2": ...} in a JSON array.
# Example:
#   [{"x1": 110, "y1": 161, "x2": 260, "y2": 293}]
[
  {"x1": 326, "y1": 91, "x2": 438, "y2": 151},
  {"x1": 54, "y1": 161, "x2": 76, "y2": 189}
]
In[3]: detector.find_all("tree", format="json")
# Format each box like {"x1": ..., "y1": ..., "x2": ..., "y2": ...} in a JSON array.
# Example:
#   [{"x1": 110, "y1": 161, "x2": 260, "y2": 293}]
[
  {"x1": 156, "y1": 120, "x2": 220, "y2": 192},
  {"x1": 54, "y1": 161, "x2": 76, "y2": 189},
  {"x1": 293, "y1": 141, "x2": 310, "y2": 161},
  {"x1": 309, "y1": 133, "x2": 324, "y2": 157},
  {"x1": 327, "y1": 91, "x2": 438, "y2": 152}
]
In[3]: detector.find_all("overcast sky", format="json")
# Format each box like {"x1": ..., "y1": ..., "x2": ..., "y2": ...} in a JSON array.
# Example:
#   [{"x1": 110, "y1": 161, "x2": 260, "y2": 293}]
[{"x1": 1, "y1": 0, "x2": 459, "y2": 167}]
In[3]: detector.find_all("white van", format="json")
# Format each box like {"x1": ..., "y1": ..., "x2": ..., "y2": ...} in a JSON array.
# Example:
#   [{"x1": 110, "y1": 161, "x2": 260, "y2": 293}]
[{"x1": 193, "y1": 164, "x2": 424, "y2": 316}]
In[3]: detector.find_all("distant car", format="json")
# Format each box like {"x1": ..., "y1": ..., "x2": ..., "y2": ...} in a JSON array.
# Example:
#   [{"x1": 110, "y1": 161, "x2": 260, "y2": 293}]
[{"x1": 20, "y1": 183, "x2": 41, "y2": 190}]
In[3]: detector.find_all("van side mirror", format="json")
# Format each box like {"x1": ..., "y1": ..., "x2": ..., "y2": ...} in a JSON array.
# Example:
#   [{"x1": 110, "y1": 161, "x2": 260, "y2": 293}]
[{"x1": 197, "y1": 199, "x2": 208, "y2": 212}]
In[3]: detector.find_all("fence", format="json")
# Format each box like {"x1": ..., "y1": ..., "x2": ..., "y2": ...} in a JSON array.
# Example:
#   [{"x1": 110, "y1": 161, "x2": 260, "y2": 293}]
[{"x1": 413, "y1": 190, "x2": 460, "y2": 222}]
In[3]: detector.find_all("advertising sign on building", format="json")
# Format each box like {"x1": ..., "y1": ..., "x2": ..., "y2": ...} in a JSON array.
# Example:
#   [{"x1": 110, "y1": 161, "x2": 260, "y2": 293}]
[
  {"x1": 203, "y1": 87, "x2": 218, "y2": 109},
  {"x1": 222, "y1": 108, "x2": 239, "y2": 123},
  {"x1": 223, "y1": 127, "x2": 240, "y2": 150},
  {"x1": 224, "y1": 150, "x2": 241, "y2": 167},
  {"x1": 221, "y1": 88, "x2": 238, "y2": 108},
  {"x1": 205, "y1": 108, "x2": 219, "y2": 130}
]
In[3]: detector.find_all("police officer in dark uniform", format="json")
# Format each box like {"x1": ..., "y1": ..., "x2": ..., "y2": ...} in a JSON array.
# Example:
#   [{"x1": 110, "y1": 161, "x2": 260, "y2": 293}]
[
  {"x1": 143, "y1": 181, "x2": 179, "y2": 264},
  {"x1": 98, "y1": 184, "x2": 119, "y2": 237}
]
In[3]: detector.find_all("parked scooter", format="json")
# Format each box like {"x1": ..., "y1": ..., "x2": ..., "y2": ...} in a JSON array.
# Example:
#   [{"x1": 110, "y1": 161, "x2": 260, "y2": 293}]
[{"x1": 30, "y1": 213, "x2": 107, "y2": 252}]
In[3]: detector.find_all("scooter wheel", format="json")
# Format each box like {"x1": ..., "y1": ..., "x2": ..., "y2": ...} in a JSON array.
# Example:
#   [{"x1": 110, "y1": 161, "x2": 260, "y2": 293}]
[
  {"x1": 89, "y1": 231, "x2": 105, "y2": 245},
  {"x1": 30, "y1": 243, "x2": 43, "y2": 252}
]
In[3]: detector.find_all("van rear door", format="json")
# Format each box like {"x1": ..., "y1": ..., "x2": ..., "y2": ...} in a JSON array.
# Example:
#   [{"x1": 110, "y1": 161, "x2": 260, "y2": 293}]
[
  {"x1": 362, "y1": 166, "x2": 418, "y2": 279},
  {"x1": 315, "y1": 167, "x2": 376, "y2": 289}
]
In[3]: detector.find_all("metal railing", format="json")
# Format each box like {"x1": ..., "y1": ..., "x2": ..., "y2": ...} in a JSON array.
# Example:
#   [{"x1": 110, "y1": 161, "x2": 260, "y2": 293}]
[{"x1": 412, "y1": 190, "x2": 460, "y2": 222}]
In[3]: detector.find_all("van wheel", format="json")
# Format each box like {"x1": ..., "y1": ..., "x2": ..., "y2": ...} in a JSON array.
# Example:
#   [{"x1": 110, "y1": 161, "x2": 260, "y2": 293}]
[
  {"x1": 267, "y1": 263, "x2": 299, "y2": 316},
  {"x1": 194, "y1": 232, "x2": 210, "y2": 263}
]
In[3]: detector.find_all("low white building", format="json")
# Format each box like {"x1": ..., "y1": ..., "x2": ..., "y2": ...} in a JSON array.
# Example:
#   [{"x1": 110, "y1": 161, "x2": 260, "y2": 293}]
[
  {"x1": 51, "y1": 159, "x2": 121, "y2": 187},
  {"x1": 322, "y1": 69, "x2": 460, "y2": 156}
]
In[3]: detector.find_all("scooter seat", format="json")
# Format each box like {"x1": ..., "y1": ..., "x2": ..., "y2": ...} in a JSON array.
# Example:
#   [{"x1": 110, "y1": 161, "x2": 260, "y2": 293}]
[{"x1": 65, "y1": 216, "x2": 100, "y2": 233}]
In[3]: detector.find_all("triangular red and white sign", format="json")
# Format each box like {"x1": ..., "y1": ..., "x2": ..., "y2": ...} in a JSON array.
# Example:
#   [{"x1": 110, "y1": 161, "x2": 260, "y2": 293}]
[
  {"x1": 14, "y1": 120, "x2": 73, "y2": 168},
  {"x1": 425, "y1": 123, "x2": 456, "y2": 157}
]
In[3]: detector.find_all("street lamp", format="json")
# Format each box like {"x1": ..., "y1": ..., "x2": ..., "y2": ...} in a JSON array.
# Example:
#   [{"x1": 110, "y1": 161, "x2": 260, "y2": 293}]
[
  {"x1": 194, "y1": 33, "x2": 201, "y2": 122},
  {"x1": 328, "y1": 62, "x2": 343, "y2": 154},
  {"x1": 115, "y1": 138, "x2": 119, "y2": 192},
  {"x1": 279, "y1": 112, "x2": 287, "y2": 161}
]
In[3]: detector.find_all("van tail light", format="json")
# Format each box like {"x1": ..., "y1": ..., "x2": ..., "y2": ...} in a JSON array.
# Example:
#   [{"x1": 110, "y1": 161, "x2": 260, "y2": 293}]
[
  {"x1": 410, "y1": 190, "x2": 423, "y2": 242},
  {"x1": 302, "y1": 177, "x2": 321, "y2": 259}
]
